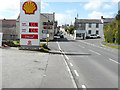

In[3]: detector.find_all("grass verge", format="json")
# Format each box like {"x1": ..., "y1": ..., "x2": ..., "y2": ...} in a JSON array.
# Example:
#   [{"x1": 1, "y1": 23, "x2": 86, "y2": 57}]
[
  {"x1": 13, "y1": 41, "x2": 20, "y2": 45},
  {"x1": 40, "y1": 43, "x2": 50, "y2": 52},
  {"x1": 102, "y1": 42, "x2": 120, "y2": 49},
  {"x1": 13, "y1": 41, "x2": 50, "y2": 52}
]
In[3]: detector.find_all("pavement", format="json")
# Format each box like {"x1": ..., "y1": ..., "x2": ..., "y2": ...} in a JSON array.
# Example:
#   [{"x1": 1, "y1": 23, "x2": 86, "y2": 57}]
[
  {"x1": 1, "y1": 41, "x2": 75, "y2": 88},
  {"x1": 2, "y1": 47, "x2": 49, "y2": 88},
  {"x1": 40, "y1": 42, "x2": 74, "y2": 88}
]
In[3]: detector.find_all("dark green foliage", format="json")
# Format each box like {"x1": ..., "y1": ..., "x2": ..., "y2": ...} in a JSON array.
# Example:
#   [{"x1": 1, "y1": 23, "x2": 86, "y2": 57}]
[
  {"x1": 104, "y1": 15, "x2": 120, "y2": 44},
  {"x1": 68, "y1": 25, "x2": 74, "y2": 34}
]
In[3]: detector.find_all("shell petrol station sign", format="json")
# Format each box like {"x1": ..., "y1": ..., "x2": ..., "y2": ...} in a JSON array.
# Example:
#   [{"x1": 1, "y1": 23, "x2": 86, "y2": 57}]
[{"x1": 20, "y1": 0, "x2": 40, "y2": 47}]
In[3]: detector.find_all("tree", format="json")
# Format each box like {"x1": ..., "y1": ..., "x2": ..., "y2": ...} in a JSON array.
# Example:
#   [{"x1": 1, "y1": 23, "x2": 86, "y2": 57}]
[
  {"x1": 65, "y1": 28, "x2": 68, "y2": 32},
  {"x1": 68, "y1": 25, "x2": 74, "y2": 34},
  {"x1": 104, "y1": 14, "x2": 120, "y2": 44}
]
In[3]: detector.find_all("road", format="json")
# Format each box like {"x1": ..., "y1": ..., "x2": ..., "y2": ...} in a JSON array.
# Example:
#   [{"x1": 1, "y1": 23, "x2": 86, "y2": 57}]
[
  {"x1": 52, "y1": 35, "x2": 119, "y2": 89},
  {"x1": 1, "y1": 36, "x2": 119, "y2": 89}
]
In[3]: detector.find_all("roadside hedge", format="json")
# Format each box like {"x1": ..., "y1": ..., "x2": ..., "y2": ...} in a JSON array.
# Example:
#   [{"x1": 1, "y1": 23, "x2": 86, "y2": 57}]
[{"x1": 104, "y1": 14, "x2": 120, "y2": 44}]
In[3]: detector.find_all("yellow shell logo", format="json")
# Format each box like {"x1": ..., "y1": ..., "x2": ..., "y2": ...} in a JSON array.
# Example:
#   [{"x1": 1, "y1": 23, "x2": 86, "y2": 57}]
[{"x1": 22, "y1": 1, "x2": 37, "y2": 15}]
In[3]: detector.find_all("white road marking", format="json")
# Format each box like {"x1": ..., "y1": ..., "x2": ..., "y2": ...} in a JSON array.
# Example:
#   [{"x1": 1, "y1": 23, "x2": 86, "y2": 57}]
[
  {"x1": 79, "y1": 45, "x2": 85, "y2": 48},
  {"x1": 65, "y1": 55, "x2": 69, "y2": 60},
  {"x1": 109, "y1": 58, "x2": 119, "y2": 64},
  {"x1": 62, "y1": 56, "x2": 77, "y2": 88},
  {"x1": 70, "y1": 63, "x2": 73, "y2": 66},
  {"x1": 89, "y1": 49, "x2": 101, "y2": 55},
  {"x1": 82, "y1": 85, "x2": 87, "y2": 90},
  {"x1": 56, "y1": 41, "x2": 77, "y2": 88},
  {"x1": 56, "y1": 41, "x2": 62, "y2": 51},
  {"x1": 74, "y1": 70, "x2": 79, "y2": 76}
]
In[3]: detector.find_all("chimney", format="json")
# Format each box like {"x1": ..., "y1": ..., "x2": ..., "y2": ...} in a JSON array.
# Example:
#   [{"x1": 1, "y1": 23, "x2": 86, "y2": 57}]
[{"x1": 101, "y1": 16, "x2": 104, "y2": 19}]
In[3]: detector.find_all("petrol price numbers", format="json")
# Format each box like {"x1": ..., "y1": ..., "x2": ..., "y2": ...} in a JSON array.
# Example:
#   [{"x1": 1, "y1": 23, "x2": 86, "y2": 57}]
[{"x1": 29, "y1": 28, "x2": 38, "y2": 33}]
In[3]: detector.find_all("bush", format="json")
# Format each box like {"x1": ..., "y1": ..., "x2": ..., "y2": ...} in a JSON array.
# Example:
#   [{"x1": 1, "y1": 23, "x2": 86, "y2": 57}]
[{"x1": 104, "y1": 15, "x2": 120, "y2": 44}]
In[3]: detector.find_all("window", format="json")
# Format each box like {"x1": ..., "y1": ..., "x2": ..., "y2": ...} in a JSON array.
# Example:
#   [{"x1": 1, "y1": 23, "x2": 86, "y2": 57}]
[
  {"x1": 89, "y1": 23, "x2": 92, "y2": 28},
  {"x1": 88, "y1": 30, "x2": 91, "y2": 34},
  {"x1": 96, "y1": 23, "x2": 99, "y2": 28},
  {"x1": 79, "y1": 24, "x2": 82, "y2": 27},
  {"x1": 96, "y1": 30, "x2": 99, "y2": 34}
]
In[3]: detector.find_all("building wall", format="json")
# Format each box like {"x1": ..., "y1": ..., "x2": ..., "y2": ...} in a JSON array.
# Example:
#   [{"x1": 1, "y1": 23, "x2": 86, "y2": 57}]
[
  {"x1": 86, "y1": 23, "x2": 103, "y2": 37},
  {"x1": 1, "y1": 19, "x2": 17, "y2": 40},
  {"x1": 40, "y1": 13, "x2": 55, "y2": 40},
  {"x1": 0, "y1": 20, "x2": 2, "y2": 33},
  {"x1": 16, "y1": 19, "x2": 20, "y2": 39}
]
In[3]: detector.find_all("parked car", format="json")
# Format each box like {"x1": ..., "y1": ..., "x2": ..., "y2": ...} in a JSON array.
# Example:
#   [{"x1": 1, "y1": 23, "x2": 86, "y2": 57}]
[
  {"x1": 89, "y1": 34, "x2": 97, "y2": 39},
  {"x1": 60, "y1": 32, "x2": 64, "y2": 38},
  {"x1": 97, "y1": 35, "x2": 101, "y2": 38},
  {"x1": 57, "y1": 32, "x2": 64, "y2": 38}
]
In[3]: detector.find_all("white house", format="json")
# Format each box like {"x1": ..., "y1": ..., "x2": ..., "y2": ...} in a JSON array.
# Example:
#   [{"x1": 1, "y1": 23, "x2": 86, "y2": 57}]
[{"x1": 74, "y1": 18, "x2": 103, "y2": 39}]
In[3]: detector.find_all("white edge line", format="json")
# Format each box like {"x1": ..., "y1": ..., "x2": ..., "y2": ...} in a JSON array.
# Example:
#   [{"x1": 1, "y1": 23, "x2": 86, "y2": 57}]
[
  {"x1": 62, "y1": 55, "x2": 77, "y2": 88},
  {"x1": 56, "y1": 41, "x2": 62, "y2": 51},
  {"x1": 74, "y1": 70, "x2": 79, "y2": 76},
  {"x1": 109, "y1": 58, "x2": 119, "y2": 64},
  {"x1": 65, "y1": 55, "x2": 69, "y2": 60},
  {"x1": 56, "y1": 41, "x2": 77, "y2": 88}
]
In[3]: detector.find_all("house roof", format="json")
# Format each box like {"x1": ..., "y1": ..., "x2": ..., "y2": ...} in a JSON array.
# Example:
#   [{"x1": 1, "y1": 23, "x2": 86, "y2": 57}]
[{"x1": 75, "y1": 19, "x2": 102, "y2": 23}]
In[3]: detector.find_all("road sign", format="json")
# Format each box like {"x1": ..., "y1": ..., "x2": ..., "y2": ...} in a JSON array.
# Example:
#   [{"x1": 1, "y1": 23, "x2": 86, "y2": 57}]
[
  {"x1": 46, "y1": 38, "x2": 50, "y2": 42},
  {"x1": 20, "y1": 0, "x2": 40, "y2": 47}
]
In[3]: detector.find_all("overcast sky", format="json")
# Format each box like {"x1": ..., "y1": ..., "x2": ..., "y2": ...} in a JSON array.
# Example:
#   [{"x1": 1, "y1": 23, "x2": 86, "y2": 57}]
[{"x1": 0, "y1": 0, "x2": 119, "y2": 25}]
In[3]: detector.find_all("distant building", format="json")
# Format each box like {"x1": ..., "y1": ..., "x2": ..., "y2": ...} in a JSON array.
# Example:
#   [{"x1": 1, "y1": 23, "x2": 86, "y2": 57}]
[
  {"x1": 0, "y1": 19, "x2": 17, "y2": 40},
  {"x1": 101, "y1": 16, "x2": 114, "y2": 27},
  {"x1": 74, "y1": 18, "x2": 103, "y2": 39}
]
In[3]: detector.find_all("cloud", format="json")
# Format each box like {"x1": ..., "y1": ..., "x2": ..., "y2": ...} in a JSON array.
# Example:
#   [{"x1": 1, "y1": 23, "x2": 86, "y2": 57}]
[
  {"x1": 0, "y1": 15, "x2": 4, "y2": 19},
  {"x1": 0, "y1": 0, "x2": 19, "y2": 13},
  {"x1": 103, "y1": 4, "x2": 112, "y2": 9},
  {"x1": 0, "y1": 0, "x2": 49, "y2": 19},
  {"x1": 112, "y1": 0, "x2": 119, "y2": 2},
  {"x1": 83, "y1": 0, "x2": 118, "y2": 11},
  {"x1": 41, "y1": 0, "x2": 118, "y2": 2},
  {"x1": 41, "y1": 1, "x2": 50, "y2": 9},
  {"x1": 84, "y1": 1, "x2": 103, "y2": 10},
  {"x1": 66, "y1": 9, "x2": 77, "y2": 14},
  {"x1": 88, "y1": 11, "x2": 115, "y2": 19},
  {"x1": 55, "y1": 13, "x2": 74, "y2": 26},
  {"x1": 0, "y1": 0, "x2": 19, "y2": 19}
]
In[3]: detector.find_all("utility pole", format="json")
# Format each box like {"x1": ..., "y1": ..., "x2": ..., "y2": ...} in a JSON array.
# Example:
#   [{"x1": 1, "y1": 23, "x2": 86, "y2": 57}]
[{"x1": 77, "y1": 13, "x2": 79, "y2": 19}]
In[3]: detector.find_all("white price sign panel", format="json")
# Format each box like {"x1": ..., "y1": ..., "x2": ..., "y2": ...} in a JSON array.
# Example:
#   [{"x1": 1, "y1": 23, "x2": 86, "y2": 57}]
[{"x1": 20, "y1": 0, "x2": 40, "y2": 46}]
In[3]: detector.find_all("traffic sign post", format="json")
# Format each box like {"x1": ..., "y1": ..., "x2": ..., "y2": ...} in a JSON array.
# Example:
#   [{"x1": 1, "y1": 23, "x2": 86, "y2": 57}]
[
  {"x1": 20, "y1": 0, "x2": 40, "y2": 48},
  {"x1": 46, "y1": 34, "x2": 49, "y2": 46}
]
